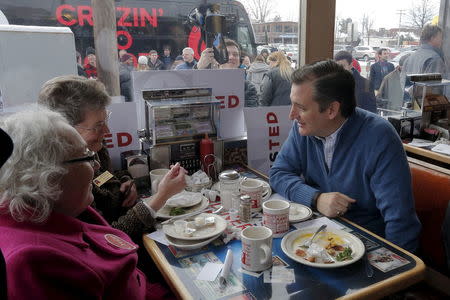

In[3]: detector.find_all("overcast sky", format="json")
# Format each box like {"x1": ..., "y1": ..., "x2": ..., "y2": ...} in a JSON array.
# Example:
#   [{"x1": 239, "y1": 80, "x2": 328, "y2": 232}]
[{"x1": 267, "y1": 0, "x2": 441, "y2": 29}]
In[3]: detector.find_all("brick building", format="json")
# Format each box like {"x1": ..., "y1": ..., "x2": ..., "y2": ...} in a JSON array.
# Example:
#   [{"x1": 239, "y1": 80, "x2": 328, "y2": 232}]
[{"x1": 253, "y1": 21, "x2": 298, "y2": 44}]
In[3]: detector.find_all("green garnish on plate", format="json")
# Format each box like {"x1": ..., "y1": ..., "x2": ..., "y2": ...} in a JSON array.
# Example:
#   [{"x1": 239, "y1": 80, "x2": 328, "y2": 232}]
[
  {"x1": 336, "y1": 247, "x2": 353, "y2": 261},
  {"x1": 169, "y1": 207, "x2": 186, "y2": 216}
]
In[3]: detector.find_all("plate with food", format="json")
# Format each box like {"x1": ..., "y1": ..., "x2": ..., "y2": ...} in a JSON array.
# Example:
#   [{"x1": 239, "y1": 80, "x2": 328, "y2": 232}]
[
  {"x1": 281, "y1": 228, "x2": 365, "y2": 268},
  {"x1": 155, "y1": 194, "x2": 209, "y2": 219},
  {"x1": 162, "y1": 213, "x2": 227, "y2": 241},
  {"x1": 289, "y1": 203, "x2": 313, "y2": 223},
  {"x1": 211, "y1": 178, "x2": 272, "y2": 201},
  {"x1": 165, "y1": 232, "x2": 222, "y2": 250},
  {"x1": 165, "y1": 191, "x2": 203, "y2": 208}
]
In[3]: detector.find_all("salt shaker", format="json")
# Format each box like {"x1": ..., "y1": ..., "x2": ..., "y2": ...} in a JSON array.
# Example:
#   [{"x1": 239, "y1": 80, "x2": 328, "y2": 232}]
[
  {"x1": 219, "y1": 170, "x2": 240, "y2": 211},
  {"x1": 239, "y1": 195, "x2": 252, "y2": 222}
]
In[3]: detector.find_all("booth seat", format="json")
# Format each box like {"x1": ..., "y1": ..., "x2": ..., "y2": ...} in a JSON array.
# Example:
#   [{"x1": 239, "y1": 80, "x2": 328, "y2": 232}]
[{"x1": 408, "y1": 157, "x2": 450, "y2": 273}]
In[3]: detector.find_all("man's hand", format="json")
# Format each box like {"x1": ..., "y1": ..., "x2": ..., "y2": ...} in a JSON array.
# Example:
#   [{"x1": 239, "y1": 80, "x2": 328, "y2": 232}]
[
  {"x1": 120, "y1": 180, "x2": 138, "y2": 207},
  {"x1": 316, "y1": 192, "x2": 356, "y2": 218},
  {"x1": 146, "y1": 163, "x2": 187, "y2": 211},
  {"x1": 196, "y1": 48, "x2": 216, "y2": 69}
]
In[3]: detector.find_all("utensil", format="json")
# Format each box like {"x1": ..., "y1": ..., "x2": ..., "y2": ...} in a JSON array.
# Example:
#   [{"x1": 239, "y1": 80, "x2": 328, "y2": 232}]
[
  {"x1": 365, "y1": 252, "x2": 374, "y2": 277},
  {"x1": 219, "y1": 249, "x2": 233, "y2": 289},
  {"x1": 301, "y1": 224, "x2": 327, "y2": 249},
  {"x1": 161, "y1": 205, "x2": 223, "y2": 225}
]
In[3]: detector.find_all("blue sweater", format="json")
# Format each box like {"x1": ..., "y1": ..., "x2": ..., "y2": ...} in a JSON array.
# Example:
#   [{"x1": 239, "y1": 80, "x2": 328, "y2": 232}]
[{"x1": 269, "y1": 108, "x2": 421, "y2": 252}]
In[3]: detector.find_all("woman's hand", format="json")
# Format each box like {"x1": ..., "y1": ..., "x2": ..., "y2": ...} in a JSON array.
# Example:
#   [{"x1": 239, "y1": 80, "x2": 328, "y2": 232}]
[
  {"x1": 146, "y1": 163, "x2": 187, "y2": 211},
  {"x1": 120, "y1": 180, "x2": 138, "y2": 207}
]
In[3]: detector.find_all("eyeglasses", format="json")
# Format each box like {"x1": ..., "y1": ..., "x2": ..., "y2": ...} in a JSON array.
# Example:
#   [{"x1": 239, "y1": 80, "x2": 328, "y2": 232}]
[
  {"x1": 75, "y1": 110, "x2": 111, "y2": 133},
  {"x1": 63, "y1": 150, "x2": 98, "y2": 168}
]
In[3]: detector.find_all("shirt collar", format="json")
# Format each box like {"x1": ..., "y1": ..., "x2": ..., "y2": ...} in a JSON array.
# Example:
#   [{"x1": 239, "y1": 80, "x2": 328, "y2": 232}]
[{"x1": 314, "y1": 119, "x2": 347, "y2": 142}]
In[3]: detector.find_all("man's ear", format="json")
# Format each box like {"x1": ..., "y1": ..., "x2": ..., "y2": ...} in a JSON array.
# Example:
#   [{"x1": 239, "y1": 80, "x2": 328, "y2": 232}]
[{"x1": 327, "y1": 101, "x2": 341, "y2": 119}]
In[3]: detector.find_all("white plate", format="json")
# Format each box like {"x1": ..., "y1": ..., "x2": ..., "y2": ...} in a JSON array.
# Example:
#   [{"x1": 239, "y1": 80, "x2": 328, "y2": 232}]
[
  {"x1": 163, "y1": 213, "x2": 227, "y2": 241},
  {"x1": 211, "y1": 178, "x2": 272, "y2": 201},
  {"x1": 289, "y1": 203, "x2": 313, "y2": 223},
  {"x1": 165, "y1": 233, "x2": 222, "y2": 250},
  {"x1": 281, "y1": 228, "x2": 365, "y2": 268},
  {"x1": 155, "y1": 195, "x2": 209, "y2": 219},
  {"x1": 165, "y1": 191, "x2": 203, "y2": 208}
]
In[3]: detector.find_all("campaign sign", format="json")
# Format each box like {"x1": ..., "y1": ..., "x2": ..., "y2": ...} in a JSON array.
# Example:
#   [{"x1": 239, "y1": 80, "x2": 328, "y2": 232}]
[{"x1": 244, "y1": 106, "x2": 292, "y2": 176}]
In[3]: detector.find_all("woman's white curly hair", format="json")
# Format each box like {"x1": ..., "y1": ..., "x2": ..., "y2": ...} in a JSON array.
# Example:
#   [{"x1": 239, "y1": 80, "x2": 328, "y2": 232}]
[{"x1": 0, "y1": 109, "x2": 76, "y2": 223}]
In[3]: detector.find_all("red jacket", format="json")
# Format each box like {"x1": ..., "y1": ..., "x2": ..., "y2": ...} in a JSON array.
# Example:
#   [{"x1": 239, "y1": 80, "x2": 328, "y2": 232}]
[
  {"x1": 0, "y1": 206, "x2": 168, "y2": 299},
  {"x1": 84, "y1": 63, "x2": 97, "y2": 78}
]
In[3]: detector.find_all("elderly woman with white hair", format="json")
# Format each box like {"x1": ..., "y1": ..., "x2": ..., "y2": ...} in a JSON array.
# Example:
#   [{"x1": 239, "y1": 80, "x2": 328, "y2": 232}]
[
  {"x1": 0, "y1": 109, "x2": 174, "y2": 299},
  {"x1": 38, "y1": 75, "x2": 187, "y2": 244}
]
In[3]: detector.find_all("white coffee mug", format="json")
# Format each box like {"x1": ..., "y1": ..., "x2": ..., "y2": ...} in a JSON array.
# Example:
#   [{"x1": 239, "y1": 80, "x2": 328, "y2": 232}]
[
  {"x1": 149, "y1": 168, "x2": 169, "y2": 195},
  {"x1": 262, "y1": 200, "x2": 290, "y2": 238},
  {"x1": 240, "y1": 226, "x2": 273, "y2": 272},
  {"x1": 239, "y1": 178, "x2": 269, "y2": 212}
]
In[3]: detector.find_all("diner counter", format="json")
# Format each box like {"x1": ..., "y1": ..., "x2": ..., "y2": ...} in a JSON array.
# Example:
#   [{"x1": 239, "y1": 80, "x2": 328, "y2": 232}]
[{"x1": 403, "y1": 143, "x2": 450, "y2": 167}]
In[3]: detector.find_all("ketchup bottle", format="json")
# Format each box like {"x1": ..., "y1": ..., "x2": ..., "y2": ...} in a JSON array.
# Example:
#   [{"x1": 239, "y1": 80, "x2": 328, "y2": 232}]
[{"x1": 200, "y1": 133, "x2": 214, "y2": 177}]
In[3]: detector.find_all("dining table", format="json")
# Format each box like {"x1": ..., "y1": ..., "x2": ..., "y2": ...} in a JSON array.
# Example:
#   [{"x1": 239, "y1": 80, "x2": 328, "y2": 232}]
[{"x1": 143, "y1": 166, "x2": 426, "y2": 300}]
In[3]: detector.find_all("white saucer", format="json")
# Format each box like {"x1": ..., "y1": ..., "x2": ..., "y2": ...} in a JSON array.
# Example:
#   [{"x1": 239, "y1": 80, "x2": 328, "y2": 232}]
[
  {"x1": 165, "y1": 233, "x2": 222, "y2": 250},
  {"x1": 289, "y1": 203, "x2": 313, "y2": 223},
  {"x1": 162, "y1": 213, "x2": 227, "y2": 241},
  {"x1": 211, "y1": 178, "x2": 272, "y2": 201}
]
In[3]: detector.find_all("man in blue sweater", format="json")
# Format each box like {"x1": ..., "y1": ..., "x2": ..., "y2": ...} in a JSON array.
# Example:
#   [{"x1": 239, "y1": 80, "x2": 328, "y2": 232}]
[{"x1": 269, "y1": 60, "x2": 421, "y2": 253}]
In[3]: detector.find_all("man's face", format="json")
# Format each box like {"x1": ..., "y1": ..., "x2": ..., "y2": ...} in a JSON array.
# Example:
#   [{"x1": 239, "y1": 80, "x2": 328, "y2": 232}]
[
  {"x1": 335, "y1": 59, "x2": 352, "y2": 71},
  {"x1": 289, "y1": 82, "x2": 334, "y2": 137},
  {"x1": 87, "y1": 54, "x2": 96, "y2": 66},
  {"x1": 221, "y1": 45, "x2": 240, "y2": 69},
  {"x1": 150, "y1": 53, "x2": 158, "y2": 62},
  {"x1": 182, "y1": 50, "x2": 194, "y2": 63},
  {"x1": 380, "y1": 50, "x2": 389, "y2": 61},
  {"x1": 164, "y1": 49, "x2": 171, "y2": 56}
]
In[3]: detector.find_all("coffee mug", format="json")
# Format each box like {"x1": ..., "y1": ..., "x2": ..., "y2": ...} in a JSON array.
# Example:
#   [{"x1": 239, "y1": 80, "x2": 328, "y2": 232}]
[
  {"x1": 239, "y1": 178, "x2": 270, "y2": 212},
  {"x1": 149, "y1": 168, "x2": 169, "y2": 195},
  {"x1": 241, "y1": 226, "x2": 273, "y2": 272},
  {"x1": 262, "y1": 200, "x2": 290, "y2": 238}
]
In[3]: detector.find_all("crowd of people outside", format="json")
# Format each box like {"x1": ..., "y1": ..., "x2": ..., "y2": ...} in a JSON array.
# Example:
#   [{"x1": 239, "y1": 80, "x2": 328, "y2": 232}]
[{"x1": 74, "y1": 23, "x2": 445, "y2": 112}]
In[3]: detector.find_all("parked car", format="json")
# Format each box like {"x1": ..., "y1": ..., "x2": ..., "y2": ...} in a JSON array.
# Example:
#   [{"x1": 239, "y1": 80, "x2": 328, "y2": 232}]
[
  {"x1": 383, "y1": 47, "x2": 400, "y2": 60},
  {"x1": 333, "y1": 45, "x2": 353, "y2": 57},
  {"x1": 352, "y1": 46, "x2": 377, "y2": 61},
  {"x1": 389, "y1": 50, "x2": 415, "y2": 67}
]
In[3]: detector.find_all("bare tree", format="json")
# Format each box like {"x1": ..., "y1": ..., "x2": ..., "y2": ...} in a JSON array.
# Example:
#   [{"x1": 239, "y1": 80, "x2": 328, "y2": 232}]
[
  {"x1": 405, "y1": 0, "x2": 438, "y2": 30},
  {"x1": 241, "y1": 0, "x2": 274, "y2": 23},
  {"x1": 361, "y1": 13, "x2": 375, "y2": 45}
]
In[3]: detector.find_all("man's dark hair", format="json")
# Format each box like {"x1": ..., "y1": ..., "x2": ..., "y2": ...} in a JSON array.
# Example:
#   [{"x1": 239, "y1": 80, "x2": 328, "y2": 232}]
[
  {"x1": 291, "y1": 60, "x2": 356, "y2": 118},
  {"x1": 420, "y1": 24, "x2": 442, "y2": 44},
  {"x1": 224, "y1": 38, "x2": 241, "y2": 56},
  {"x1": 334, "y1": 51, "x2": 352, "y2": 65},
  {"x1": 377, "y1": 48, "x2": 388, "y2": 55}
]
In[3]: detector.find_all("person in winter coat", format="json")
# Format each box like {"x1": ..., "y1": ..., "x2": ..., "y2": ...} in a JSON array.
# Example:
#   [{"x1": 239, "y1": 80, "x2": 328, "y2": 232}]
[
  {"x1": 0, "y1": 109, "x2": 176, "y2": 299},
  {"x1": 147, "y1": 50, "x2": 164, "y2": 70},
  {"x1": 119, "y1": 54, "x2": 134, "y2": 102},
  {"x1": 247, "y1": 55, "x2": 269, "y2": 97},
  {"x1": 259, "y1": 51, "x2": 293, "y2": 106}
]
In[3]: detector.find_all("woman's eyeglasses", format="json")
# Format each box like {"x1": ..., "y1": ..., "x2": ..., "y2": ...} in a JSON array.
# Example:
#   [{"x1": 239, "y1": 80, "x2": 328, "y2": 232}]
[
  {"x1": 75, "y1": 110, "x2": 111, "y2": 133},
  {"x1": 63, "y1": 150, "x2": 98, "y2": 168}
]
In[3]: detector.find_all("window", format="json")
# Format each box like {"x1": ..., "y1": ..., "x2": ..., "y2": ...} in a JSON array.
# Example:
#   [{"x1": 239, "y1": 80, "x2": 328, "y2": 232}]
[
  {"x1": 275, "y1": 25, "x2": 282, "y2": 32},
  {"x1": 284, "y1": 25, "x2": 292, "y2": 33}
]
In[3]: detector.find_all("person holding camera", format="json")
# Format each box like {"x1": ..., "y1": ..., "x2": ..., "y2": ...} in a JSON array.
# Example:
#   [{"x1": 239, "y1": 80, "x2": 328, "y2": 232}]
[{"x1": 196, "y1": 39, "x2": 258, "y2": 107}]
